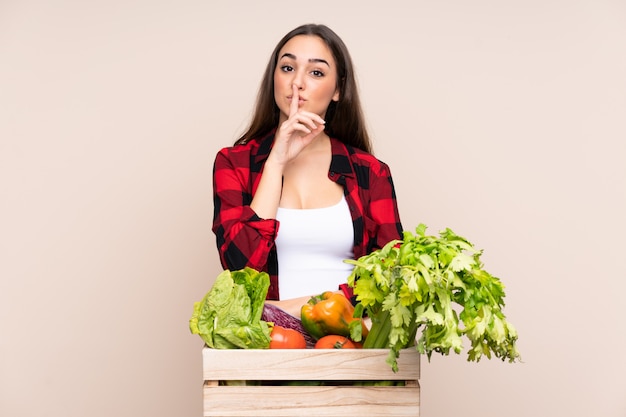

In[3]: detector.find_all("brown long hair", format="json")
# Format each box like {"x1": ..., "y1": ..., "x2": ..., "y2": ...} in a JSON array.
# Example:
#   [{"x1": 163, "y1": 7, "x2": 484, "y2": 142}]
[{"x1": 235, "y1": 24, "x2": 372, "y2": 153}]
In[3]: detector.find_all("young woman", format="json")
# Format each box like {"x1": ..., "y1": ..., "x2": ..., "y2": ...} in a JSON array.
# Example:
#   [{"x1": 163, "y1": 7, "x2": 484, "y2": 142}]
[{"x1": 212, "y1": 24, "x2": 403, "y2": 316}]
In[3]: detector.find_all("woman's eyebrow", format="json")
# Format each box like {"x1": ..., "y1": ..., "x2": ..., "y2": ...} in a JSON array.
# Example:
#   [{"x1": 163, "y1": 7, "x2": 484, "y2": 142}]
[{"x1": 279, "y1": 53, "x2": 330, "y2": 67}]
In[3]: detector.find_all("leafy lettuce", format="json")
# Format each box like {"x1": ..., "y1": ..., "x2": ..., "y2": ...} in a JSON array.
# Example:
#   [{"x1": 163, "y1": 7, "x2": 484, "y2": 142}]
[{"x1": 189, "y1": 267, "x2": 271, "y2": 349}]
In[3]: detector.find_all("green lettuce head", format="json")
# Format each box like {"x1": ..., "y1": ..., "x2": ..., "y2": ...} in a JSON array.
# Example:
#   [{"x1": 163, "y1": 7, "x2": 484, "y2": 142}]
[{"x1": 189, "y1": 267, "x2": 271, "y2": 349}]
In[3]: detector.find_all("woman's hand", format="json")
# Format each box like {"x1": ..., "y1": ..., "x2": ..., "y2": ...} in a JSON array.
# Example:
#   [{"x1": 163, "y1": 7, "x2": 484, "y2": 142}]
[
  {"x1": 249, "y1": 86, "x2": 326, "y2": 219},
  {"x1": 269, "y1": 85, "x2": 326, "y2": 166}
]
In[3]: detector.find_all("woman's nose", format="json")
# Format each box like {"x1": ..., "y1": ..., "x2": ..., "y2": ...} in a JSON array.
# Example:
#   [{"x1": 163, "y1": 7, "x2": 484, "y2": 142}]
[{"x1": 291, "y1": 72, "x2": 304, "y2": 90}]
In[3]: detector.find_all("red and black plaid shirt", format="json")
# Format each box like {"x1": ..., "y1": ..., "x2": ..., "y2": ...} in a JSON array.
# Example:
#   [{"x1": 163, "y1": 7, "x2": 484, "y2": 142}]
[{"x1": 212, "y1": 130, "x2": 403, "y2": 300}]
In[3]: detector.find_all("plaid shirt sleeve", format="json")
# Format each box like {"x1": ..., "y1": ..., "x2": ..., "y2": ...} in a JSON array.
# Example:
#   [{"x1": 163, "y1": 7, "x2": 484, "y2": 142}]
[{"x1": 212, "y1": 143, "x2": 279, "y2": 274}]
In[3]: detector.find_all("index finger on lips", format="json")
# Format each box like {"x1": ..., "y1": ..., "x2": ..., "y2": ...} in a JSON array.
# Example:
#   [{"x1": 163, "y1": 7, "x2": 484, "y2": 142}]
[{"x1": 289, "y1": 84, "x2": 299, "y2": 118}]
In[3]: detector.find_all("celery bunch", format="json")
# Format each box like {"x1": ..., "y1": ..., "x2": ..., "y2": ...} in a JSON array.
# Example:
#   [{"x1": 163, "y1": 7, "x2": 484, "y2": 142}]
[{"x1": 346, "y1": 224, "x2": 521, "y2": 372}]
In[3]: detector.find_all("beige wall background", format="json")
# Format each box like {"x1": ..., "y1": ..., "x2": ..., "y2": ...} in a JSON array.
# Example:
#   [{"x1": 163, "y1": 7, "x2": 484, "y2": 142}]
[{"x1": 1, "y1": 1, "x2": 625, "y2": 416}]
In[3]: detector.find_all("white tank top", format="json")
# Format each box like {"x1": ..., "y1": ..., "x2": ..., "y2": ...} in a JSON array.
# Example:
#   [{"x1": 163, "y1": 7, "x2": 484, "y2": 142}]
[{"x1": 275, "y1": 196, "x2": 354, "y2": 300}]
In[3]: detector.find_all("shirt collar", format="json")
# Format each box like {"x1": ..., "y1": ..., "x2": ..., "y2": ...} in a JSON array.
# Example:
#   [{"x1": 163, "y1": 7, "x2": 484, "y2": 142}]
[
  {"x1": 329, "y1": 137, "x2": 356, "y2": 178},
  {"x1": 253, "y1": 130, "x2": 276, "y2": 165}
]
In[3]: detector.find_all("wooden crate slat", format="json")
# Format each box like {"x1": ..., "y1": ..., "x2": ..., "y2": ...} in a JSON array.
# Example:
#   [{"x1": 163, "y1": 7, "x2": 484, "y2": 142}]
[
  {"x1": 202, "y1": 348, "x2": 420, "y2": 381},
  {"x1": 203, "y1": 385, "x2": 420, "y2": 417}
]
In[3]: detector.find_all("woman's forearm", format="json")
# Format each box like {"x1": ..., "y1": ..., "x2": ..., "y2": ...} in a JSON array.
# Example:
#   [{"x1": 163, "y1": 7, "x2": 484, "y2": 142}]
[{"x1": 250, "y1": 159, "x2": 284, "y2": 220}]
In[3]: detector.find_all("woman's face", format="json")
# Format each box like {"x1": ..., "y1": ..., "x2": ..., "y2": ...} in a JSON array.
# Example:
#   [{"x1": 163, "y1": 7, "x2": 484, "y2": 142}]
[{"x1": 274, "y1": 35, "x2": 340, "y2": 124}]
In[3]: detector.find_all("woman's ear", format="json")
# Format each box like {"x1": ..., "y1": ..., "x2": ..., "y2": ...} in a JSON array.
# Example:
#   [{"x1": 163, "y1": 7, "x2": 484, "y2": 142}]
[{"x1": 332, "y1": 78, "x2": 345, "y2": 102}]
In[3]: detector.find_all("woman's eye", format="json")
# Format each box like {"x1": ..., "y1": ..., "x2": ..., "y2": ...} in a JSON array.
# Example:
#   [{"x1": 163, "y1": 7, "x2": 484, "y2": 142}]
[
  {"x1": 311, "y1": 70, "x2": 325, "y2": 77},
  {"x1": 280, "y1": 65, "x2": 294, "y2": 72}
]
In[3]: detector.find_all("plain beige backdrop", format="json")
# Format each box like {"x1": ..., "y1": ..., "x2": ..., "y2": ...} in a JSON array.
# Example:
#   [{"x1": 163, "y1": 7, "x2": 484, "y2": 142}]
[{"x1": 1, "y1": 1, "x2": 625, "y2": 416}]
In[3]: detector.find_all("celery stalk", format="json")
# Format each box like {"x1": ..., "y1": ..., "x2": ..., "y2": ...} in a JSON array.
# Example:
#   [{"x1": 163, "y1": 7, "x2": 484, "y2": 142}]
[
  {"x1": 363, "y1": 309, "x2": 391, "y2": 349},
  {"x1": 345, "y1": 224, "x2": 521, "y2": 372}
]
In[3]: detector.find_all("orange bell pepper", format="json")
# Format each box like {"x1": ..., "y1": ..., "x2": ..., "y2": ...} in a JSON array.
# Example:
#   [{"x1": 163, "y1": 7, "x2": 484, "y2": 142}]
[{"x1": 300, "y1": 291, "x2": 368, "y2": 340}]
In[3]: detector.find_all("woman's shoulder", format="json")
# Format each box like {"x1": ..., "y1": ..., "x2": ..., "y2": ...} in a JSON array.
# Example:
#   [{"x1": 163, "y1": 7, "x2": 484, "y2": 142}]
[
  {"x1": 216, "y1": 131, "x2": 275, "y2": 159},
  {"x1": 217, "y1": 140, "x2": 254, "y2": 157}
]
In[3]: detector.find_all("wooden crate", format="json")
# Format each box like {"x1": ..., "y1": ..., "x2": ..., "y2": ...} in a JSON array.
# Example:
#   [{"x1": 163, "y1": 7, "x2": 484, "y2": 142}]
[{"x1": 202, "y1": 347, "x2": 420, "y2": 417}]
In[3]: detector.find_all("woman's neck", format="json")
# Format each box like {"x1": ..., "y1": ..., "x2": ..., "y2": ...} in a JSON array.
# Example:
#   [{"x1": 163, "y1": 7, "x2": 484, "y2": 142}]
[{"x1": 298, "y1": 131, "x2": 330, "y2": 156}]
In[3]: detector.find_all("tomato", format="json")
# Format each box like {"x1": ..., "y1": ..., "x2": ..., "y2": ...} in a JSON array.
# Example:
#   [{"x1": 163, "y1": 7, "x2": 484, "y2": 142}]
[
  {"x1": 314, "y1": 335, "x2": 363, "y2": 349},
  {"x1": 269, "y1": 325, "x2": 307, "y2": 349}
]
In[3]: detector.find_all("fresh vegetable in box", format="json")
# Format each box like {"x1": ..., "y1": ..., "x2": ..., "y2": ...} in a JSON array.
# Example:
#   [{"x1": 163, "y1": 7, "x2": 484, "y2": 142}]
[
  {"x1": 346, "y1": 223, "x2": 521, "y2": 371},
  {"x1": 314, "y1": 335, "x2": 363, "y2": 349},
  {"x1": 300, "y1": 291, "x2": 368, "y2": 340},
  {"x1": 269, "y1": 325, "x2": 307, "y2": 349},
  {"x1": 189, "y1": 267, "x2": 272, "y2": 349}
]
